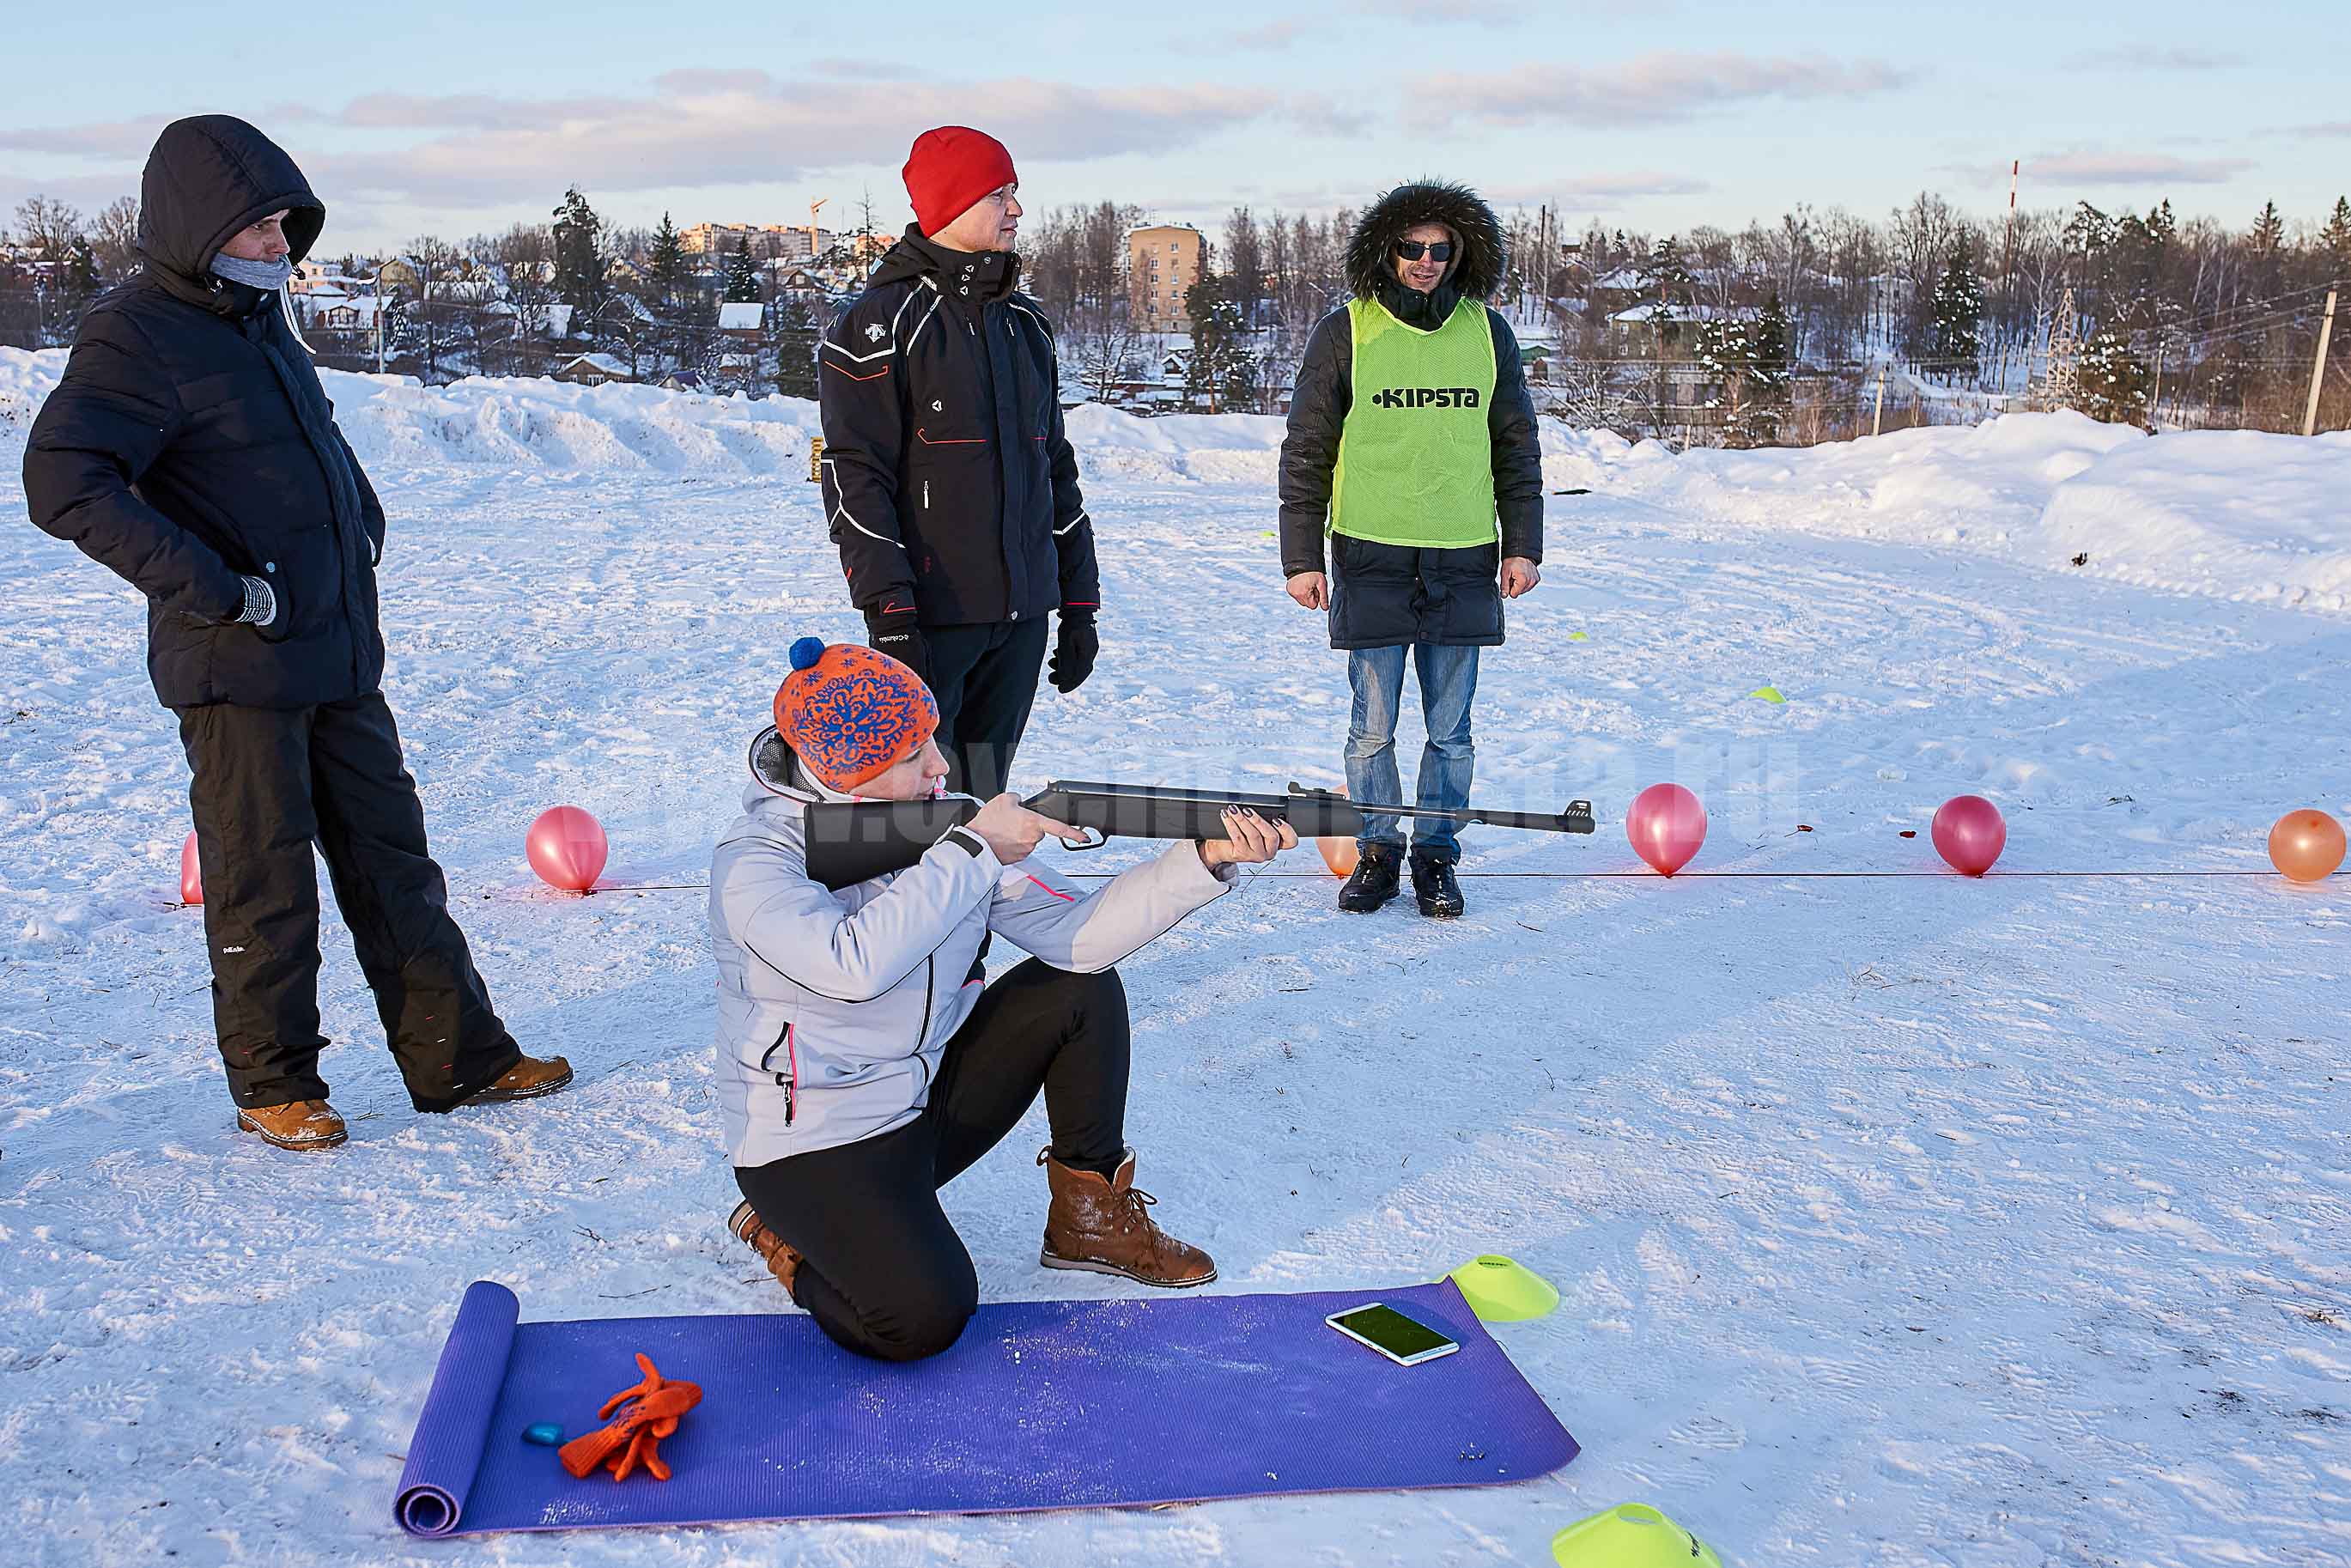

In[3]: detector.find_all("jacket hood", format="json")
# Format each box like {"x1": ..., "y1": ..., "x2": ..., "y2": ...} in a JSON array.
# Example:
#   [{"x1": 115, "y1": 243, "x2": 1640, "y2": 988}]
[
  {"x1": 138, "y1": 116, "x2": 325, "y2": 297},
  {"x1": 742, "y1": 726, "x2": 968, "y2": 813},
  {"x1": 1344, "y1": 180, "x2": 1505, "y2": 303},
  {"x1": 868, "y1": 224, "x2": 1020, "y2": 301}
]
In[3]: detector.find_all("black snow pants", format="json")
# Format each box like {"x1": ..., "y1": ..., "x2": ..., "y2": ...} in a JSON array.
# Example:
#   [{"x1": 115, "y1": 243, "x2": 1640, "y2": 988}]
[
  {"x1": 178, "y1": 692, "x2": 520, "y2": 1112},
  {"x1": 921, "y1": 618, "x2": 1051, "y2": 799},
  {"x1": 733, "y1": 959, "x2": 1130, "y2": 1362}
]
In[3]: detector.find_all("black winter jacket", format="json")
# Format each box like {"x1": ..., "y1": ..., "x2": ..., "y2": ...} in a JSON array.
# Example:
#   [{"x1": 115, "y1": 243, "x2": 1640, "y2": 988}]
[
  {"x1": 1278, "y1": 181, "x2": 1543, "y2": 650},
  {"x1": 22, "y1": 116, "x2": 386, "y2": 711},
  {"x1": 818, "y1": 228, "x2": 1099, "y2": 629}
]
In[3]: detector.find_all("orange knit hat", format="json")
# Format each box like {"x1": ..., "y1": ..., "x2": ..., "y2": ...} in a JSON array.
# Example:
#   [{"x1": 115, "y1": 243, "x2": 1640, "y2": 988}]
[{"x1": 772, "y1": 636, "x2": 939, "y2": 792}]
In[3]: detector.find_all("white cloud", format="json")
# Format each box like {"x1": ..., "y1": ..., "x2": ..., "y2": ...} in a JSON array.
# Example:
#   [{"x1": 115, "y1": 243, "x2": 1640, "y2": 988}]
[
  {"x1": 2062, "y1": 46, "x2": 2245, "y2": 71},
  {"x1": 1425, "y1": 52, "x2": 1912, "y2": 127},
  {"x1": 2028, "y1": 149, "x2": 2254, "y2": 186}
]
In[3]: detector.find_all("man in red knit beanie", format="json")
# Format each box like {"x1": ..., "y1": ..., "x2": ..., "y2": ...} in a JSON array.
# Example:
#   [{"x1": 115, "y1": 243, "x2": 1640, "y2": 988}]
[{"x1": 817, "y1": 126, "x2": 1100, "y2": 824}]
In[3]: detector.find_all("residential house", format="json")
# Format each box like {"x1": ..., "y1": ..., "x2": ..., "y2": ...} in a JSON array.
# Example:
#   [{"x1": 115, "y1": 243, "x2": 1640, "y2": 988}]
[{"x1": 554, "y1": 351, "x2": 634, "y2": 386}]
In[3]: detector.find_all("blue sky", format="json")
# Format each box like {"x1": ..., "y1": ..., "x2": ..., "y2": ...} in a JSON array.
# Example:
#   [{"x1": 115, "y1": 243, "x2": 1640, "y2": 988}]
[{"x1": 3, "y1": 0, "x2": 2342, "y2": 253}]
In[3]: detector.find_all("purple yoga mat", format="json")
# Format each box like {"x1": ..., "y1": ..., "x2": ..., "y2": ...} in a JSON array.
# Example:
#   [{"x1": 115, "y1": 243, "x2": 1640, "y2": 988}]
[{"x1": 395, "y1": 1278, "x2": 1576, "y2": 1536}]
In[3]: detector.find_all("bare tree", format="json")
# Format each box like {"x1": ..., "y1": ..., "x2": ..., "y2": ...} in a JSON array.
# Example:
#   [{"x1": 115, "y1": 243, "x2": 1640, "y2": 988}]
[
  {"x1": 11, "y1": 196, "x2": 86, "y2": 262},
  {"x1": 88, "y1": 197, "x2": 141, "y2": 282}
]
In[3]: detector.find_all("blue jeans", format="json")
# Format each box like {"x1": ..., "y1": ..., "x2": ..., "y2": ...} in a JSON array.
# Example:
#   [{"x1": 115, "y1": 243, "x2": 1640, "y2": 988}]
[{"x1": 1345, "y1": 644, "x2": 1479, "y2": 857}]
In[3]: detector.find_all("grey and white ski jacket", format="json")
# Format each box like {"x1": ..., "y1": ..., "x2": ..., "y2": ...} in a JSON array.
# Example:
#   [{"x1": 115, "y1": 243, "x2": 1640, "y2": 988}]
[{"x1": 709, "y1": 732, "x2": 1237, "y2": 1168}]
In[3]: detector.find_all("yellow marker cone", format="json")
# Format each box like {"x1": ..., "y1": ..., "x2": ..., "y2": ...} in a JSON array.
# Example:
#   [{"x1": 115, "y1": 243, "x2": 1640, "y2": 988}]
[
  {"x1": 1567, "y1": 631, "x2": 1589, "y2": 641},
  {"x1": 1552, "y1": 1503, "x2": 1725, "y2": 1567},
  {"x1": 1444, "y1": 1255, "x2": 1559, "y2": 1322},
  {"x1": 1748, "y1": 685, "x2": 1785, "y2": 703}
]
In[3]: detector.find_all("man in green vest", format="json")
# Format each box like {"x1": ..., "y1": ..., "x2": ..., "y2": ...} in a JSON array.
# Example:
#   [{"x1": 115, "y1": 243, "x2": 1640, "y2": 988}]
[{"x1": 1278, "y1": 181, "x2": 1544, "y2": 917}]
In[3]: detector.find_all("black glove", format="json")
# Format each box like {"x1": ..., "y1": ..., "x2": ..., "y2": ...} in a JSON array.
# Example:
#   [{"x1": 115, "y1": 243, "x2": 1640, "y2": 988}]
[
  {"x1": 1048, "y1": 611, "x2": 1099, "y2": 694},
  {"x1": 865, "y1": 605, "x2": 930, "y2": 690}
]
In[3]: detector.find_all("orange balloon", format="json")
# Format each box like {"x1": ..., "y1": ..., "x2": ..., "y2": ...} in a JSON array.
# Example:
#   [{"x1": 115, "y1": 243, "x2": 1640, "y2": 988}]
[
  {"x1": 1315, "y1": 784, "x2": 1358, "y2": 876},
  {"x1": 2269, "y1": 809, "x2": 2345, "y2": 883}
]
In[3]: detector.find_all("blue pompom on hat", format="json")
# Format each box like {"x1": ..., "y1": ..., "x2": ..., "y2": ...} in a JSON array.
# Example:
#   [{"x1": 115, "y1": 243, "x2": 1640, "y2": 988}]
[{"x1": 789, "y1": 635, "x2": 827, "y2": 672}]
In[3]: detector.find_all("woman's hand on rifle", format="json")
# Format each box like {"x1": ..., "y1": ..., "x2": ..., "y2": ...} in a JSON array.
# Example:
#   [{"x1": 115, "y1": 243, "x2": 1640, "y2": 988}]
[
  {"x1": 969, "y1": 793, "x2": 1092, "y2": 865},
  {"x1": 1198, "y1": 807, "x2": 1298, "y2": 871}
]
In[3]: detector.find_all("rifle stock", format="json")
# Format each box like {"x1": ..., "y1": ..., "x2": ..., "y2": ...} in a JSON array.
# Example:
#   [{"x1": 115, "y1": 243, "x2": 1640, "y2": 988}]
[{"x1": 802, "y1": 781, "x2": 1594, "y2": 892}]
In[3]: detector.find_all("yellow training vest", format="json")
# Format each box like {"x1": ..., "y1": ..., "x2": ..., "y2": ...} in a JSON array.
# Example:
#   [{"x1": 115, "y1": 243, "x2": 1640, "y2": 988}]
[{"x1": 1329, "y1": 295, "x2": 1499, "y2": 549}]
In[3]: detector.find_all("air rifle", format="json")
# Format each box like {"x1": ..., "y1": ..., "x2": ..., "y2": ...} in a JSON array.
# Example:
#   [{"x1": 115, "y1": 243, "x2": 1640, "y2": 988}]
[{"x1": 803, "y1": 781, "x2": 1595, "y2": 891}]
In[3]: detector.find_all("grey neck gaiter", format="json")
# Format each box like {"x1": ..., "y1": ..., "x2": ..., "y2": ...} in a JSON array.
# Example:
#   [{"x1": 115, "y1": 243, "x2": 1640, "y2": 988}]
[{"x1": 211, "y1": 252, "x2": 295, "y2": 290}]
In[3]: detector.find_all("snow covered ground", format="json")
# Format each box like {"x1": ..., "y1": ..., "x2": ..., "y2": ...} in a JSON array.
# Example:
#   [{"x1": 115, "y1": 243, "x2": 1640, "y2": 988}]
[{"x1": 3, "y1": 348, "x2": 2347, "y2": 1567}]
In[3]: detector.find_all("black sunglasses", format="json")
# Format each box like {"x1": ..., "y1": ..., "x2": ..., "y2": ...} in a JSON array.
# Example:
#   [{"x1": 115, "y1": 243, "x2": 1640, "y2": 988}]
[{"x1": 1393, "y1": 240, "x2": 1455, "y2": 262}]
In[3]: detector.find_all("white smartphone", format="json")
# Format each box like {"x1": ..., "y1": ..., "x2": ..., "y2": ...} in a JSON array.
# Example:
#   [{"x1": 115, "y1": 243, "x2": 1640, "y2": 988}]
[{"x1": 1324, "y1": 1302, "x2": 1461, "y2": 1367}]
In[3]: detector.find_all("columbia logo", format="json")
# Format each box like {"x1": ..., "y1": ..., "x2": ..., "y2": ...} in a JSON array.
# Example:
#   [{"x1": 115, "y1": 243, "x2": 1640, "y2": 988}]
[{"x1": 1372, "y1": 386, "x2": 1482, "y2": 410}]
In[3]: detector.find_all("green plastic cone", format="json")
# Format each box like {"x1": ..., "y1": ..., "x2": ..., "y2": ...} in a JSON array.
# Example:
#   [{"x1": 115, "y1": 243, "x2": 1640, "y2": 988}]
[
  {"x1": 1748, "y1": 685, "x2": 1786, "y2": 703},
  {"x1": 1552, "y1": 1503, "x2": 1725, "y2": 1567},
  {"x1": 1444, "y1": 1255, "x2": 1559, "y2": 1322}
]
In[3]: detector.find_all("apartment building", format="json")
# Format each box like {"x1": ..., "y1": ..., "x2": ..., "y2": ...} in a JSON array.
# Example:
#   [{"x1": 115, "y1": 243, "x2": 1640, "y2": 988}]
[{"x1": 1127, "y1": 224, "x2": 1205, "y2": 332}]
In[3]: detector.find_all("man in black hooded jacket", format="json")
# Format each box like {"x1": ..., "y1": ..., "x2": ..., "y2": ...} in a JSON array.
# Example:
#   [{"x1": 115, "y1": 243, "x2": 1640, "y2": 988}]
[
  {"x1": 21, "y1": 116, "x2": 570, "y2": 1150},
  {"x1": 1279, "y1": 180, "x2": 1544, "y2": 919}
]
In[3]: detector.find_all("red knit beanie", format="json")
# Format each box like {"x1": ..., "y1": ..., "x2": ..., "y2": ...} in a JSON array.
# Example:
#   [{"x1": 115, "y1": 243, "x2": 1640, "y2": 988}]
[
  {"x1": 902, "y1": 126, "x2": 1018, "y2": 237},
  {"x1": 773, "y1": 637, "x2": 939, "y2": 792}
]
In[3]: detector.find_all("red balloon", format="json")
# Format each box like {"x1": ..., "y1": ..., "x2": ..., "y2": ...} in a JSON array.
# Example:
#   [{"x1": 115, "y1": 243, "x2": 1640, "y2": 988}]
[
  {"x1": 180, "y1": 830, "x2": 204, "y2": 906},
  {"x1": 1626, "y1": 783, "x2": 1707, "y2": 876},
  {"x1": 1931, "y1": 794, "x2": 2006, "y2": 876},
  {"x1": 527, "y1": 805, "x2": 609, "y2": 893}
]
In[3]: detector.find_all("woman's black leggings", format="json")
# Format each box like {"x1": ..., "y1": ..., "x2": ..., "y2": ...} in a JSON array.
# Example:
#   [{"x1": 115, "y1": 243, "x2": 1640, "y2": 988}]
[{"x1": 733, "y1": 958, "x2": 1131, "y2": 1362}]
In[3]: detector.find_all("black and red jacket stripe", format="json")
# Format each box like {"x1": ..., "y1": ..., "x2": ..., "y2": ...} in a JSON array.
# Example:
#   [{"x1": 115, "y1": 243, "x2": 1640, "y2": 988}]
[{"x1": 817, "y1": 227, "x2": 1099, "y2": 629}]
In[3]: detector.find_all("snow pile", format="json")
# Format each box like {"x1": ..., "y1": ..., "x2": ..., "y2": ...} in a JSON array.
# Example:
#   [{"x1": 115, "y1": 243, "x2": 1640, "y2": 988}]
[
  {"x1": 1544, "y1": 412, "x2": 2351, "y2": 612},
  {"x1": 10, "y1": 346, "x2": 2349, "y2": 610}
]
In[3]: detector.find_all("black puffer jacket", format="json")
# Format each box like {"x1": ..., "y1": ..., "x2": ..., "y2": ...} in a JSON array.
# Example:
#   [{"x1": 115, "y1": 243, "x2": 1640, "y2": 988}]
[
  {"x1": 1278, "y1": 181, "x2": 1543, "y2": 650},
  {"x1": 818, "y1": 228, "x2": 1098, "y2": 629},
  {"x1": 23, "y1": 116, "x2": 387, "y2": 711}
]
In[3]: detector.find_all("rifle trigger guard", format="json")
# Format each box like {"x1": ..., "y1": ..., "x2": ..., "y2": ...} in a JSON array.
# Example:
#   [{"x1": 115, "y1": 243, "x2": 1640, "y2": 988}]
[{"x1": 1062, "y1": 826, "x2": 1109, "y2": 852}]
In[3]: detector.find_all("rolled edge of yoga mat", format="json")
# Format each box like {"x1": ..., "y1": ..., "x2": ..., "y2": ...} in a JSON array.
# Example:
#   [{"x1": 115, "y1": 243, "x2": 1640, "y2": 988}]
[{"x1": 395, "y1": 1279, "x2": 522, "y2": 1537}]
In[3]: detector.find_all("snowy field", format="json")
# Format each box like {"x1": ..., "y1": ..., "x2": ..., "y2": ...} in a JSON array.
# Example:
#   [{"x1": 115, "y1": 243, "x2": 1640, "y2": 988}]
[{"x1": 3, "y1": 347, "x2": 2347, "y2": 1567}]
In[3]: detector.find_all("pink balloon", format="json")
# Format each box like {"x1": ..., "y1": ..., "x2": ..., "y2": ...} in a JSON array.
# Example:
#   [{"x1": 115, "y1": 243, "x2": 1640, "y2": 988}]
[
  {"x1": 1626, "y1": 782, "x2": 1707, "y2": 876},
  {"x1": 1931, "y1": 794, "x2": 2006, "y2": 876},
  {"x1": 527, "y1": 805, "x2": 608, "y2": 893},
  {"x1": 180, "y1": 830, "x2": 204, "y2": 906}
]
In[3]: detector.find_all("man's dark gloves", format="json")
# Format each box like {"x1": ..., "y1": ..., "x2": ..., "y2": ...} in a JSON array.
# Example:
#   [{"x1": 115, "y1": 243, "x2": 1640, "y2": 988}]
[
  {"x1": 865, "y1": 605, "x2": 930, "y2": 690},
  {"x1": 1049, "y1": 611, "x2": 1098, "y2": 694}
]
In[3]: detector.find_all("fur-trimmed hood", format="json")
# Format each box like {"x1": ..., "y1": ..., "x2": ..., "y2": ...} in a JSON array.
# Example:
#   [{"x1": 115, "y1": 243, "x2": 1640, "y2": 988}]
[{"x1": 1344, "y1": 180, "x2": 1505, "y2": 302}]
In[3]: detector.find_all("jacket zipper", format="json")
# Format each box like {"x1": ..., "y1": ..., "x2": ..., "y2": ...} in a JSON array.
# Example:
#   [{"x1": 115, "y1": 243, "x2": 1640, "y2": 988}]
[
  {"x1": 922, "y1": 479, "x2": 930, "y2": 511},
  {"x1": 761, "y1": 1024, "x2": 798, "y2": 1126},
  {"x1": 916, "y1": 956, "x2": 935, "y2": 1055}
]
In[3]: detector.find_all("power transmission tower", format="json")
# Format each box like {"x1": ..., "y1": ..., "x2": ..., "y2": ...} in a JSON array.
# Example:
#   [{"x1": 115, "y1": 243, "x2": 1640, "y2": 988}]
[{"x1": 2041, "y1": 285, "x2": 2081, "y2": 410}]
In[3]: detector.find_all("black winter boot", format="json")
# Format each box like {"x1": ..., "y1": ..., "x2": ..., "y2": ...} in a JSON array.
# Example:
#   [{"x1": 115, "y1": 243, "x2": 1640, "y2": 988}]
[
  {"x1": 1410, "y1": 849, "x2": 1465, "y2": 919},
  {"x1": 1338, "y1": 844, "x2": 1403, "y2": 913}
]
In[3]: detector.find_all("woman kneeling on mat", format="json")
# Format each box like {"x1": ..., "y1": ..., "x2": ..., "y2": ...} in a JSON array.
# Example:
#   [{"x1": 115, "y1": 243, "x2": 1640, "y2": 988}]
[{"x1": 712, "y1": 637, "x2": 1295, "y2": 1361}]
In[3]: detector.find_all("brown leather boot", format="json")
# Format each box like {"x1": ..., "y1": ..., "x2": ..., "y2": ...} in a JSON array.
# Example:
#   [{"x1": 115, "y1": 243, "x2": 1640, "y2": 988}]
[
  {"x1": 465, "y1": 1054, "x2": 574, "y2": 1104},
  {"x1": 235, "y1": 1098, "x2": 348, "y2": 1151},
  {"x1": 1039, "y1": 1148, "x2": 1217, "y2": 1288},
  {"x1": 727, "y1": 1200, "x2": 802, "y2": 1298}
]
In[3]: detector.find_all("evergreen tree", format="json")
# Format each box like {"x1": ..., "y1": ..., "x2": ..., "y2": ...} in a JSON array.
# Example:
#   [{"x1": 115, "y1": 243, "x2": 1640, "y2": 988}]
[
  {"x1": 723, "y1": 236, "x2": 761, "y2": 304},
  {"x1": 2075, "y1": 322, "x2": 2151, "y2": 425},
  {"x1": 1639, "y1": 234, "x2": 1694, "y2": 306},
  {"x1": 1181, "y1": 275, "x2": 1260, "y2": 413},
  {"x1": 1753, "y1": 290, "x2": 1794, "y2": 406},
  {"x1": 2248, "y1": 200, "x2": 2287, "y2": 298},
  {"x1": 773, "y1": 295, "x2": 819, "y2": 401},
  {"x1": 2320, "y1": 197, "x2": 2351, "y2": 279},
  {"x1": 1926, "y1": 238, "x2": 1984, "y2": 380},
  {"x1": 648, "y1": 210, "x2": 690, "y2": 309},
  {"x1": 2249, "y1": 200, "x2": 2285, "y2": 252},
  {"x1": 550, "y1": 185, "x2": 609, "y2": 316}
]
